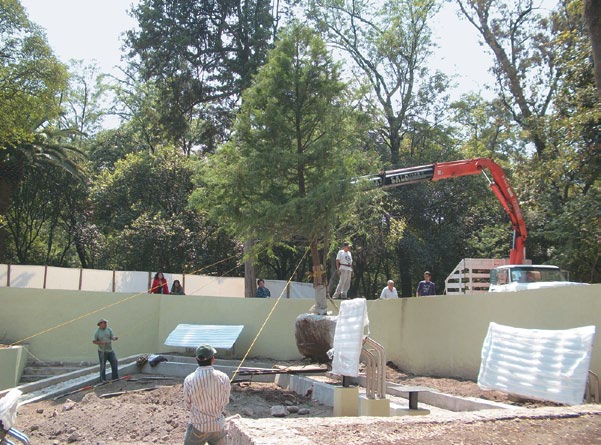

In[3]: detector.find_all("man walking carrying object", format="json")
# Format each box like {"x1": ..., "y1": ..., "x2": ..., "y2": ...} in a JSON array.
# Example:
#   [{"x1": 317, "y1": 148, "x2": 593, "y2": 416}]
[
  {"x1": 183, "y1": 344, "x2": 230, "y2": 445},
  {"x1": 92, "y1": 319, "x2": 119, "y2": 382},
  {"x1": 332, "y1": 242, "x2": 353, "y2": 299}
]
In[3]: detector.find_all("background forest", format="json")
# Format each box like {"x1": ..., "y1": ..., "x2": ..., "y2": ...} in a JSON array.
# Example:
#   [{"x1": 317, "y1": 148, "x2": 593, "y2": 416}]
[{"x1": 0, "y1": 0, "x2": 599, "y2": 298}]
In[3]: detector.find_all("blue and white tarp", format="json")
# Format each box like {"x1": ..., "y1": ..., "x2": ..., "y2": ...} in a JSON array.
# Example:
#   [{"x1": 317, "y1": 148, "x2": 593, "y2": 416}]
[{"x1": 478, "y1": 322, "x2": 596, "y2": 405}]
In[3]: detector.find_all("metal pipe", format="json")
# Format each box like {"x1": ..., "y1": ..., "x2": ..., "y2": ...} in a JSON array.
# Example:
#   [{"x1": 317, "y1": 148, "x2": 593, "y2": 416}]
[
  {"x1": 360, "y1": 345, "x2": 376, "y2": 399},
  {"x1": 364, "y1": 337, "x2": 386, "y2": 399}
]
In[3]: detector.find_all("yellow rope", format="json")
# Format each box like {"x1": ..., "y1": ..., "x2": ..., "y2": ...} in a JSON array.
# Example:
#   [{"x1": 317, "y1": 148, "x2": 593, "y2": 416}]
[
  {"x1": 9, "y1": 252, "x2": 252, "y2": 348},
  {"x1": 230, "y1": 247, "x2": 310, "y2": 383},
  {"x1": 10, "y1": 292, "x2": 143, "y2": 346}
]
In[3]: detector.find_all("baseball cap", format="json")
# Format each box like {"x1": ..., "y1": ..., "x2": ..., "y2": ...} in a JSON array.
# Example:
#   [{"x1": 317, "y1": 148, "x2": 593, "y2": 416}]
[
  {"x1": 97, "y1": 318, "x2": 108, "y2": 326},
  {"x1": 196, "y1": 344, "x2": 217, "y2": 360}
]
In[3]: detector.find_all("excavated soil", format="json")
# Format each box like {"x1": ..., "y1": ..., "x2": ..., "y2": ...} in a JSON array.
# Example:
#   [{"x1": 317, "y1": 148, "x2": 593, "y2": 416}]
[{"x1": 8, "y1": 363, "x2": 601, "y2": 444}]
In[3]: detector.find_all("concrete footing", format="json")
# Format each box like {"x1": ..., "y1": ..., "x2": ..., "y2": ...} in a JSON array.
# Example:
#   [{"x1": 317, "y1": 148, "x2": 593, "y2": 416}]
[
  {"x1": 359, "y1": 395, "x2": 390, "y2": 416},
  {"x1": 333, "y1": 386, "x2": 359, "y2": 416}
]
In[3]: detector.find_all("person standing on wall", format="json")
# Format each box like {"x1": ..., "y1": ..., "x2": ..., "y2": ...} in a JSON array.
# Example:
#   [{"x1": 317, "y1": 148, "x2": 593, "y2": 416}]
[
  {"x1": 379, "y1": 279, "x2": 399, "y2": 299},
  {"x1": 332, "y1": 242, "x2": 353, "y2": 299},
  {"x1": 416, "y1": 271, "x2": 436, "y2": 296},
  {"x1": 150, "y1": 272, "x2": 169, "y2": 294},
  {"x1": 93, "y1": 318, "x2": 119, "y2": 382},
  {"x1": 183, "y1": 344, "x2": 231, "y2": 445},
  {"x1": 255, "y1": 279, "x2": 271, "y2": 298}
]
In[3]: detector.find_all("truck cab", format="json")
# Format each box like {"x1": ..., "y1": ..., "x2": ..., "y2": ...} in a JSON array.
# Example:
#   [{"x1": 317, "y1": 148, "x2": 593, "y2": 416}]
[{"x1": 489, "y1": 265, "x2": 588, "y2": 292}]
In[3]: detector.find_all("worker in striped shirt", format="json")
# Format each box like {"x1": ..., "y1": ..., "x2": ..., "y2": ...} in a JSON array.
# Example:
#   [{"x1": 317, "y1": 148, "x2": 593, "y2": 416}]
[{"x1": 183, "y1": 344, "x2": 231, "y2": 445}]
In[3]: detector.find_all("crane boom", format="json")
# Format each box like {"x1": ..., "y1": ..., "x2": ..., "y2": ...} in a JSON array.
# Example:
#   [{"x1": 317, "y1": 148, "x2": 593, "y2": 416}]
[{"x1": 364, "y1": 158, "x2": 527, "y2": 264}]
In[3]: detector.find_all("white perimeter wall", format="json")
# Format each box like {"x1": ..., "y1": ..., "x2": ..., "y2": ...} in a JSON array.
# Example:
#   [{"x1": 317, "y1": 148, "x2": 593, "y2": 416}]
[
  {"x1": 0, "y1": 265, "x2": 315, "y2": 298},
  {"x1": 0, "y1": 285, "x2": 599, "y2": 380}
]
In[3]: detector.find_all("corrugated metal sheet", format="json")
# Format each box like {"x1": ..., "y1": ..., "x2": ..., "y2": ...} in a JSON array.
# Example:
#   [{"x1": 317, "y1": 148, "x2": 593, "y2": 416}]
[{"x1": 164, "y1": 324, "x2": 244, "y2": 350}]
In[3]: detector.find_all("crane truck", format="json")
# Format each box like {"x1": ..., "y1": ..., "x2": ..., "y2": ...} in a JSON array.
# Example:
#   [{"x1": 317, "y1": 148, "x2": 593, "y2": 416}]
[{"x1": 361, "y1": 158, "x2": 587, "y2": 293}]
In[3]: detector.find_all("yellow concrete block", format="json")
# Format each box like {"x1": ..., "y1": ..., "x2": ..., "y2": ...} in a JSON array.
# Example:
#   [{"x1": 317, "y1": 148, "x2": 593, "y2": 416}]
[
  {"x1": 333, "y1": 386, "x2": 359, "y2": 417},
  {"x1": 359, "y1": 395, "x2": 390, "y2": 417}
]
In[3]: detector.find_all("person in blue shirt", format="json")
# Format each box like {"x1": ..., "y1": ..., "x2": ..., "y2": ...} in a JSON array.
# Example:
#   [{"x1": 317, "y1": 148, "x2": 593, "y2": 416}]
[
  {"x1": 416, "y1": 271, "x2": 436, "y2": 296},
  {"x1": 255, "y1": 279, "x2": 271, "y2": 298}
]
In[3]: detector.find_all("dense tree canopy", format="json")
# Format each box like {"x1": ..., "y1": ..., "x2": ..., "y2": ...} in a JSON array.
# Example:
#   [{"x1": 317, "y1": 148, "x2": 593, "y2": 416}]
[
  {"x1": 193, "y1": 23, "x2": 374, "y2": 296},
  {"x1": 1, "y1": 0, "x2": 598, "y2": 291},
  {"x1": 124, "y1": 0, "x2": 274, "y2": 153}
]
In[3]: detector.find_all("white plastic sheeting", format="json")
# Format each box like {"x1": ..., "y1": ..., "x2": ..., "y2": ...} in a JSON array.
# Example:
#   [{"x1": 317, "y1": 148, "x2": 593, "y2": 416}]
[
  {"x1": 478, "y1": 322, "x2": 596, "y2": 405},
  {"x1": 0, "y1": 388, "x2": 21, "y2": 430},
  {"x1": 331, "y1": 298, "x2": 369, "y2": 377}
]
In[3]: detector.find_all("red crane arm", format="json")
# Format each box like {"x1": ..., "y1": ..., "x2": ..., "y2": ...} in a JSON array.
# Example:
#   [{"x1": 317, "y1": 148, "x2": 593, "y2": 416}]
[{"x1": 366, "y1": 158, "x2": 527, "y2": 264}]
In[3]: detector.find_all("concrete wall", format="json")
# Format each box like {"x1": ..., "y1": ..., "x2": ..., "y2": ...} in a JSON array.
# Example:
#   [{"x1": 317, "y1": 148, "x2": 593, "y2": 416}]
[
  {"x1": 0, "y1": 345, "x2": 27, "y2": 390},
  {"x1": 368, "y1": 285, "x2": 601, "y2": 379},
  {"x1": 0, "y1": 285, "x2": 599, "y2": 382}
]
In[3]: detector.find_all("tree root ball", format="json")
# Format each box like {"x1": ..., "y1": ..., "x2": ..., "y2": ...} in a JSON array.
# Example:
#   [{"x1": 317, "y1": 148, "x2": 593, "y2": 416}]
[{"x1": 294, "y1": 313, "x2": 337, "y2": 362}]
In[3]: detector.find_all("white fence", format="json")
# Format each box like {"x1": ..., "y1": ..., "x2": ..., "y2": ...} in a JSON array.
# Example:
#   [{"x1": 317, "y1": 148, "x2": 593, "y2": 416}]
[
  {"x1": 445, "y1": 258, "x2": 513, "y2": 294},
  {"x1": 0, "y1": 264, "x2": 314, "y2": 299},
  {"x1": 445, "y1": 258, "x2": 538, "y2": 294}
]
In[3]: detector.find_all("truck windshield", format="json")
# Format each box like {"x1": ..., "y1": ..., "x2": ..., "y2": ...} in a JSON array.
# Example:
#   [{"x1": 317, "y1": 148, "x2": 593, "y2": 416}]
[
  {"x1": 508, "y1": 267, "x2": 565, "y2": 283},
  {"x1": 490, "y1": 267, "x2": 567, "y2": 285}
]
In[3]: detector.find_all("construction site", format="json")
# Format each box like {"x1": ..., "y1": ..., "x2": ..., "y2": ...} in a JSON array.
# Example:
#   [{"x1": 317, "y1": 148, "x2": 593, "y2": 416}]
[{"x1": 1, "y1": 275, "x2": 601, "y2": 444}]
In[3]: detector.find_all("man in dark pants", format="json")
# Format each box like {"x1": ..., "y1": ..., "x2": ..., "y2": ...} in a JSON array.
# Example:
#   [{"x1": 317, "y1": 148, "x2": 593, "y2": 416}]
[{"x1": 92, "y1": 318, "x2": 119, "y2": 382}]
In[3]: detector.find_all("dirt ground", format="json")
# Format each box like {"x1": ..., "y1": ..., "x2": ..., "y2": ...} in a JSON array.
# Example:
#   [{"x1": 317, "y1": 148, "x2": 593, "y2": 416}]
[{"x1": 8, "y1": 363, "x2": 601, "y2": 445}]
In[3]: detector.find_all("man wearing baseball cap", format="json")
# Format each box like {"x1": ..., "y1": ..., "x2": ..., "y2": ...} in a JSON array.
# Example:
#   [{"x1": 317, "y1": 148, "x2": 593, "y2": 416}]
[
  {"x1": 92, "y1": 318, "x2": 119, "y2": 382},
  {"x1": 183, "y1": 344, "x2": 230, "y2": 445}
]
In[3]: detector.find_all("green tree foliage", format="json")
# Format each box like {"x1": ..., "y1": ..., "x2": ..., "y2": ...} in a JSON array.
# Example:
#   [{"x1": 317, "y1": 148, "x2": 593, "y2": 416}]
[
  {"x1": 457, "y1": 0, "x2": 559, "y2": 156},
  {"x1": 306, "y1": 0, "x2": 443, "y2": 166},
  {"x1": 0, "y1": 0, "x2": 67, "y2": 150},
  {"x1": 92, "y1": 147, "x2": 236, "y2": 273},
  {"x1": 0, "y1": 1, "x2": 82, "y2": 260},
  {"x1": 584, "y1": 0, "x2": 601, "y2": 100},
  {"x1": 457, "y1": 0, "x2": 600, "y2": 282},
  {"x1": 59, "y1": 60, "x2": 109, "y2": 137},
  {"x1": 4, "y1": 162, "x2": 88, "y2": 265},
  {"x1": 125, "y1": 0, "x2": 274, "y2": 151},
  {"x1": 194, "y1": 23, "x2": 373, "y2": 290}
]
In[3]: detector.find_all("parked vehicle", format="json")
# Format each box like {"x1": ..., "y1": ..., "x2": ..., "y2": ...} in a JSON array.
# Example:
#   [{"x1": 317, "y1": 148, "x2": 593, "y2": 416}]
[
  {"x1": 364, "y1": 158, "x2": 587, "y2": 294},
  {"x1": 489, "y1": 265, "x2": 589, "y2": 292}
]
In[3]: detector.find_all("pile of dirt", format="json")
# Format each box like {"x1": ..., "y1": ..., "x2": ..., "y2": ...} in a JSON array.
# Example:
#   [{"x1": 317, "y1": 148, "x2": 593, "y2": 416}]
[{"x1": 13, "y1": 374, "x2": 331, "y2": 444}]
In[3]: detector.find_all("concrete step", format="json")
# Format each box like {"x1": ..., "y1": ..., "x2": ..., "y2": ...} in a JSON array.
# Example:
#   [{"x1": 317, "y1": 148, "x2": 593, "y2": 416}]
[
  {"x1": 20, "y1": 362, "x2": 94, "y2": 384},
  {"x1": 23, "y1": 366, "x2": 81, "y2": 375}
]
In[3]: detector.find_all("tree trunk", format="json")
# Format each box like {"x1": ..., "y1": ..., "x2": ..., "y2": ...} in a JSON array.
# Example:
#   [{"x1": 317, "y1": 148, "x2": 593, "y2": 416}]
[
  {"x1": 310, "y1": 239, "x2": 323, "y2": 287},
  {"x1": 0, "y1": 176, "x2": 15, "y2": 261},
  {"x1": 244, "y1": 239, "x2": 257, "y2": 298},
  {"x1": 585, "y1": 0, "x2": 601, "y2": 101}
]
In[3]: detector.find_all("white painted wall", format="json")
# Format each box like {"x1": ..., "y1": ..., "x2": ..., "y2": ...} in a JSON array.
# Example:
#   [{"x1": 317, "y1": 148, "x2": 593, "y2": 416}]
[{"x1": 0, "y1": 285, "x2": 599, "y2": 382}]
